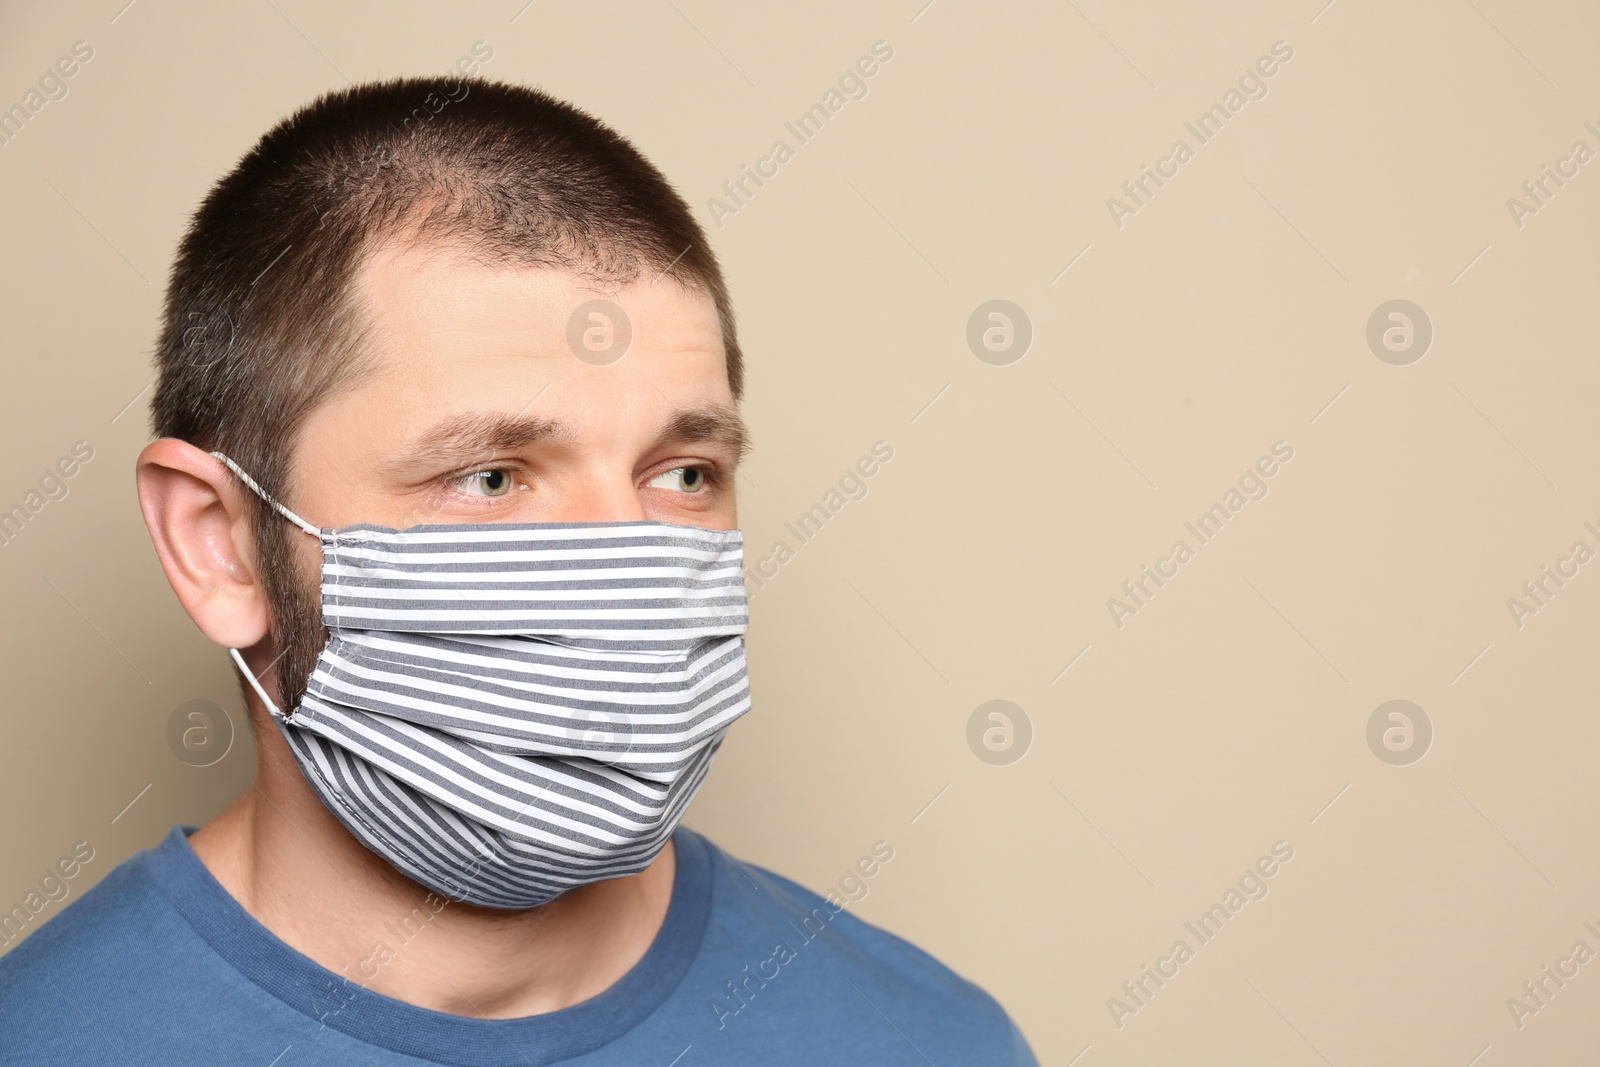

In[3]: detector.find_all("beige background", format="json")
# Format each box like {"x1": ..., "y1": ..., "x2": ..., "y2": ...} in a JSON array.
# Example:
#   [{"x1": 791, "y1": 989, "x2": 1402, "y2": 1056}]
[{"x1": 3, "y1": 0, "x2": 1598, "y2": 1062}]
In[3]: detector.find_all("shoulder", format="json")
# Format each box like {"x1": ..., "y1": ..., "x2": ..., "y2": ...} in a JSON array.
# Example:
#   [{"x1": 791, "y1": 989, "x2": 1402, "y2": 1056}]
[
  {"x1": 0, "y1": 831, "x2": 198, "y2": 1056},
  {"x1": 0, "y1": 835, "x2": 174, "y2": 979},
  {"x1": 684, "y1": 831, "x2": 1038, "y2": 1065}
]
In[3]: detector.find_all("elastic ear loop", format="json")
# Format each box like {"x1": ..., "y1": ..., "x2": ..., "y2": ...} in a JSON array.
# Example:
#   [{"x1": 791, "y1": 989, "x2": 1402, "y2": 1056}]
[
  {"x1": 208, "y1": 451, "x2": 321, "y2": 536},
  {"x1": 210, "y1": 450, "x2": 323, "y2": 721},
  {"x1": 230, "y1": 648, "x2": 285, "y2": 721}
]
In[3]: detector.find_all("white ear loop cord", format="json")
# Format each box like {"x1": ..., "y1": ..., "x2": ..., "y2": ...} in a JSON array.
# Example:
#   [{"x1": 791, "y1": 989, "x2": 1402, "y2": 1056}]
[
  {"x1": 209, "y1": 450, "x2": 324, "y2": 721},
  {"x1": 229, "y1": 648, "x2": 285, "y2": 720},
  {"x1": 209, "y1": 451, "x2": 321, "y2": 536}
]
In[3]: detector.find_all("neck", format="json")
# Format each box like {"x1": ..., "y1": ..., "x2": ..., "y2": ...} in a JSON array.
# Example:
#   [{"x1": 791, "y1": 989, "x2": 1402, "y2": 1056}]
[{"x1": 188, "y1": 724, "x2": 677, "y2": 1018}]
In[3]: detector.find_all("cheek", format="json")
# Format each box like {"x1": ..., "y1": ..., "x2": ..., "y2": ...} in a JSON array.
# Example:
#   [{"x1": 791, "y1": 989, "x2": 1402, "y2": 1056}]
[
  {"x1": 640, "y1": 485, "x2": 739, "y2": 531},
  {"x1": 265, "y1": 532, "x2": 327, "y2": 622}
]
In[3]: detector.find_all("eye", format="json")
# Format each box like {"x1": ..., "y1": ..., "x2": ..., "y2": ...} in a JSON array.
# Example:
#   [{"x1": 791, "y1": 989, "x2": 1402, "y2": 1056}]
[
  {"x1": 647, "y1": 466, "x2": 711, "y2": 494},
  {"x1": 449, "y1": 467, "x2": 517, "y2": 498}
]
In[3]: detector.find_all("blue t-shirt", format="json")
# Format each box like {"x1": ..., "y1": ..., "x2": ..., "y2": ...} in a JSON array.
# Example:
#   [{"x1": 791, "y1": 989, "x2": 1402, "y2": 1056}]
[{"x1": 0, "y1": 825, "x2": 1037, "y2": 1065}]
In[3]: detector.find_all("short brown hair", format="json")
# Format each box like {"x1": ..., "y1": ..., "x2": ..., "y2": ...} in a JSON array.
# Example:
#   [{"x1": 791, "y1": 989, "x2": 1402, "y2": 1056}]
[{"x1": 150, "y1": 76, "x2": 742, "y2": 715}]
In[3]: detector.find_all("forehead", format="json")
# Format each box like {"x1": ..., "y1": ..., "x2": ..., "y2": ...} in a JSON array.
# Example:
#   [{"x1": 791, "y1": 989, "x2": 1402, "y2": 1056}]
[
  {"x1": 351, "y1": 239, "x2": 727, "y2": 369},
  {"x1": 288, "y1": 238, "x2": 738, "y2": 486}
]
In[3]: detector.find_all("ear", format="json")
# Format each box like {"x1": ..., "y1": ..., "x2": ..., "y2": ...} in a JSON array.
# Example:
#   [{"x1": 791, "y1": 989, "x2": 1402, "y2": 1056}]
[{"x1": 135, "y1": 439, "x2": 274, "y2": 651}]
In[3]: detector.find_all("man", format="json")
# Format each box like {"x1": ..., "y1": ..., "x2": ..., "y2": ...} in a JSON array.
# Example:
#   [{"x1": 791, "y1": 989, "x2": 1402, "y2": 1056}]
[{"x1": 0, "y1": 76, "x2": 1037, "y2": 1064}]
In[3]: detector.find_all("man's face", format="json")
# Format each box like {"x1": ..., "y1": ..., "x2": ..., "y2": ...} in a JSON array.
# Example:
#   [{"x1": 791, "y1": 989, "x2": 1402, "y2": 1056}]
[{"x1": 287, "y1": 241, "x2": 746, "y2": 540}]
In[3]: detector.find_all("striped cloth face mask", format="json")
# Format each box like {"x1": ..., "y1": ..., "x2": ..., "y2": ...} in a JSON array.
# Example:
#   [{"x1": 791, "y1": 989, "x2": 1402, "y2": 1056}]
[{"x1": 210, "y1": 452, "x2": 751, "y2": 909}]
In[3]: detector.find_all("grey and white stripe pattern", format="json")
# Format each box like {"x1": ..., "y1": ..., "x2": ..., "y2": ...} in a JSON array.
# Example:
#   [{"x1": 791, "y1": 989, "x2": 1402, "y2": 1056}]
[{"x1": 279, "y1": 519, "x2": 750, "y2": 909}]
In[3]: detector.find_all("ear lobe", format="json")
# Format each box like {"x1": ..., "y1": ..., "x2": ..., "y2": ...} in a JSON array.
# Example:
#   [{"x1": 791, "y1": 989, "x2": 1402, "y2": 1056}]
[{"x1": 136, "y1": 439, "x2": 273, "y2": 650}]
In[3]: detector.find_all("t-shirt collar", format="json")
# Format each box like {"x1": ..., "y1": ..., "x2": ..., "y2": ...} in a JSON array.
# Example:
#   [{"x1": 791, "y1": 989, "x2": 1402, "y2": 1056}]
[{"x1": 144, "y1": 822, "x2": 712, "y2": 1066}]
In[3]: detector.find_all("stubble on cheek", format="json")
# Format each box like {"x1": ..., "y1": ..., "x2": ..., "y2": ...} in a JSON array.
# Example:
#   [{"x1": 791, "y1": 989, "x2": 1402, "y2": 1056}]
[{"x1": 263, "y1": 524, "x2": 330, "y2": 717}]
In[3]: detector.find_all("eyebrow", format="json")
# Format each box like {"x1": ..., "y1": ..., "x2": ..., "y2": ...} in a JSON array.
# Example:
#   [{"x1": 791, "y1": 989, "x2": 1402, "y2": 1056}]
[
  {"x1": 650, "y1": 403, "x2": 752, "y2": 467},
  {"x1": 376, "y1": 411, "x2": 567, "y2": 482},
  {"x1": 376, "y1": 403, "x2": 751, "y2": 483}
]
